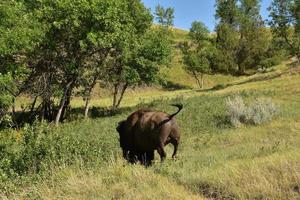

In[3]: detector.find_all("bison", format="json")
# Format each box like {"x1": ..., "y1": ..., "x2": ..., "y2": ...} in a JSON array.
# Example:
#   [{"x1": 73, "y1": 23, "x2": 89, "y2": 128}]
[{"x1": 116, "y1": 104, "x2": 182, "y2": 165}]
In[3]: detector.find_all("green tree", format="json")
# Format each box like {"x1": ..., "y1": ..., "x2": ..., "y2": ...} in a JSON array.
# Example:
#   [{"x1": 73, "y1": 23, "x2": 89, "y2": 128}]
[
  {"x1": 189, "y1": 21, "x2": 210, "y2": 43},
  {"x1": 79, "y1": 58, "x2": 107, "y2": 119},
  {"x1": 105, "y1": 4, "x2": 173, "y2": 110},
  {"x1": 215, "y1": 23, "x2": 239, "y2": 73},
  {"x1": 19, "y1": 0, "x2": 155, "y2": 124},
  {"x1": 237, "y1": 0, "x2": 268, "y2": 74},
  {"x1": 181, "y1": 21, "x2": 211, "y2": 89},
  {"x1": 155, "y1": 4, "x2": 175, "y2": 27},
  {"x1": 107, "y1": 27, "x2": 172, "y2": 110},
  {"x1": 182, "y1": 44, "x2": 210, "y2": 89},
  {"x1": 215, "y1": 0, "x2": 239, "y2": 26},
  {"x1": 268, "y1": 0, "x2": 300, "y2": 63},
  {"x1": 73, "y1": 0, "x2": 154, "y2": 115},
  {"x1": 214, "y1": 0, "x2": 271, "y2": 74},
  {"x1": 215, "y1": 0, "x2": 240, "y2": 74},
  {"x1": 0, "y1": 0, "x2": 43, "y2": 126}
]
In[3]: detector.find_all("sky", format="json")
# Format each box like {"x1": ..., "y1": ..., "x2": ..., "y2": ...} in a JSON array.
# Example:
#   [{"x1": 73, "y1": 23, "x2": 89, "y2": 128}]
[{"x1": 142, "y1": 0, "x2": 272, "y2": 31}]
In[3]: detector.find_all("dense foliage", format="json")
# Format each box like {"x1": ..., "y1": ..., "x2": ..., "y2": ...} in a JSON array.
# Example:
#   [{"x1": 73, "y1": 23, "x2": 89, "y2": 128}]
[
  {"x1": 179, "y1": 0, "x2": 292, "y2": 83},
  {"x1": 268, "y1": 0, "x2": 300, "y2": 63},
  {"x1": 212, "y1": 0, "x2": 286, "y2": 75},
  {"x1": 0, "y1": 0, "x2": 173, "y2": 126}
]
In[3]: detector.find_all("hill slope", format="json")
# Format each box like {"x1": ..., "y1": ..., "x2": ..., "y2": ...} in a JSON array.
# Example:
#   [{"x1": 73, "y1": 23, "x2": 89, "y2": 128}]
[
  {"x1": 160, "y1": 28, "x2": 238, "y2": 90},
  {"x1": 2, "y1": 62, "x2": 300, "y2": 199}
]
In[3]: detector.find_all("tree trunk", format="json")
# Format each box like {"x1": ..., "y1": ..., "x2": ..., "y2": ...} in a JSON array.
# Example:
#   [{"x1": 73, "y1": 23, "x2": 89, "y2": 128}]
[
  {"x1": 83, "y1": 86, "x2": 93, "y2": 119},
  {"x1": 55, "y1": 81, "x2": 72, "y2": 126},
  {"x1": 12, "y1": 97, "x2": 16, "y2": 115},
  {"x1": 297, "y1": 54, "x2": 300, "y2": 64},
  {"x1": 30, "y1": 96, "x2": 38, "y2": 113},
  {"x1": 84, "y1": 97, "x2": 90, "y2": 119},
  {"x1": 193, "y1": 71, "x2": 203, "y2": 89},
  {"x1": 41, "y1": 99, "x2": 50, "y2": 121},
  {"x1": 112, "y1": 83, "x2": 119, "y2": 110},
  {"x1": 238, "y1": 64, "x2": 245, "y2": 75},
  {"x1": 283, "y1": 35, "x2": 299, "y2": 64},
  {"x1": 200, "y1": 73, "x2": 204, "y2": 89},
  {"x1": 84, "y1": 75, "x2": 98, "y2": 119},
  {"x1": 116, "y1": 83, "x2": 128, "y2": 109},
  {"x1": 112, "y1": 82, "x2": 128, "y2": 110},
  {"x1": 61, "y1": 89, "x2": 72, "y2": 122},
  {"x1": 40, "y1": 101, "x2": 45, "y2": 121}
]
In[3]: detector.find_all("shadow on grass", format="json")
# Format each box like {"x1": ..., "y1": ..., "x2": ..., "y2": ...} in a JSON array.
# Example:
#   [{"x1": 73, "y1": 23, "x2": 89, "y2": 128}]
[
  {"x1": 197, "y1": 182, "x2": 237, "y2": 200},
  {"x1": 10, "y1": 111, "x2": 39, "y2": 128},
  {"x1": 197, "y1": 67, "x2": 300, "y2": 93},
  {"x1": 70, "y1": 106, "x2": 134, "y2": 119},
  {"x1": 161, "y1": 80, "x2": 192, "y2": 91},
  {"x1": 5, "y1": 94, "x2": 185, "y2": 130},
  {"x1": 287, "y1": 60, "x2": 300, "y2": 68},
  {"x1": 69, "y1": 99, "x2": 166, "y2": 120},
  {"x1": 214, "y1": 115, "x2": 231, "y2": 129}
]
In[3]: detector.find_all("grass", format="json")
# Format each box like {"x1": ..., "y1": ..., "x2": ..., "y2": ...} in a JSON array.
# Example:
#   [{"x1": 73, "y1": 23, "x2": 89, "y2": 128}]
[
  {"x1": 2, "y1": 62, "x2": 300, "y2": 199},
  {"x1": 155, "y1": 117, "x2": 300, "y2": 199},
  {"x1": 8, "y1": 161, "x2": 203, "y2": 200},
  {"x1": 172, "y1": 27, "x2": 190, "y2": 42}
]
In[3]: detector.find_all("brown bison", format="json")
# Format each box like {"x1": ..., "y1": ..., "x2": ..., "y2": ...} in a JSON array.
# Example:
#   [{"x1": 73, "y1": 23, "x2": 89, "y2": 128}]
[{"x1": 116, "y1": 104, "x2": 182, "y2": 165}]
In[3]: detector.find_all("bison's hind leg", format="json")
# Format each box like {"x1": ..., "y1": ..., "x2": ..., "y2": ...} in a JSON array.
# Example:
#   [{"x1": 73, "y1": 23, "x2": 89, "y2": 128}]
[
  {"x1": 157, "y1": 142, "x2": 167, "y2": 162},
  {"x1": 170, "y1": 138, "x2": 179, "y2": 159}
]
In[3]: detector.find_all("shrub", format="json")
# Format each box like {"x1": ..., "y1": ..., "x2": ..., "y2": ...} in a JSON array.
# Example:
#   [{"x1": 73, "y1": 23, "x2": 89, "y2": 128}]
[
  {"x1": 212, "y1": 83, "x2": 227, "y2": 90},
  {"x1": 225, "y1": 95, "x2": 279, "y2": 127},
  {"x1": 225, "y1": 95, "x2": 246, "y2": 127},
  {"x1": 0, "y1": 119, "x2": 117, "y2": 183},
  {"x1": 245, "y1": 98, "x2": 278, "y2": 125},
  {"x1": 0, "y1": 91, "x2": 14, "y2": 129},
  {"x1": 0, "y1": 114, "x2": 13, "y2": 129},
  {"x1": 0, "y1": 122, "x2": 54, "y2": 181}
]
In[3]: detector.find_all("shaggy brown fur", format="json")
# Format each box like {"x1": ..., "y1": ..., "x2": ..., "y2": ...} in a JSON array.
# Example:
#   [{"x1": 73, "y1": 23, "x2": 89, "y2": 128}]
[{"x1": 116, "y1": 104, "x2": 182, "y2": 165}]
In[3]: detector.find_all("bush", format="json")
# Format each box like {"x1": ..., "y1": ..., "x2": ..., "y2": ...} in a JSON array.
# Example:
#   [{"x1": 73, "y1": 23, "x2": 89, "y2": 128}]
[
  {"x1": 0, "y1": 74, "x2": 14, "y2": 128},
  {"x1": 0, "y1": 114, "x2": 13, "y2": 128},
  {"x1": 225, "y1": 95, "x2": 279, "y2": 127},
  {"x1": 0, "y1": 122, "x2": 54, "y2": 181},
  {"x1": 212, "y1": 83, "x2": 227, "y2": 90},
  {"x1": 225, "y1": 96, "x2": 246, "y2": 127},
  {"x1": 0, "y1": 120, "x2": 117, "y2": 184}
]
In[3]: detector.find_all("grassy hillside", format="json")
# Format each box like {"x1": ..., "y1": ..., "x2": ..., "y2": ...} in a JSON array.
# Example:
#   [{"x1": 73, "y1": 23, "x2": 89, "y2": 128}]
[
  {"x1": 2, "y1": 61, "x2": 300, "y2": 199},
  {"x1": 160, "y1": 28, "x2": 238, "y2": 90}
]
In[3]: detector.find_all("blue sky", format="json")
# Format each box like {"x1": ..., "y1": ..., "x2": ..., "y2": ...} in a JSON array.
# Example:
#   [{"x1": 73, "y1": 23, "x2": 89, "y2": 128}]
[{"x1": 142, "y1": 0, "x2": 272, "y2": 31}]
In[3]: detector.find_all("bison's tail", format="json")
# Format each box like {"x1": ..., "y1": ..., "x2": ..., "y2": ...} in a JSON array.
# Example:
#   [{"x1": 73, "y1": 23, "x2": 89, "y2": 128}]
[
  {"x1": 157, "y1": 104, "x2": 183, "y2": 128},
  {"x1": 169, "y1": 103, "x2": 183, "y2": 119}
]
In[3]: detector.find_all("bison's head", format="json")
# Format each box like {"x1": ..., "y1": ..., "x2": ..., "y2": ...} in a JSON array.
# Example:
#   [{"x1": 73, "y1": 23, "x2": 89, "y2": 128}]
[
  {"x1": 116, "y1": 120, "x2": 126, "y2": 139},
  {"x1": 116, "y1": 120, "x2": 126, "y2": 134},
  {"x1": 116, "y1": 120, "x2": 130, "y2": 158}
]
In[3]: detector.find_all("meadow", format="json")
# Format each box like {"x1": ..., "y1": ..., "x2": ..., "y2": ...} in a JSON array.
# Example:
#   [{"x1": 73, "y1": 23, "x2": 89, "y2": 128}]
[
  {"x1": 1, "y1": 60, "x2": 299, "y2": 200},
  {"x1": 2, "y1": 0, "x2": 300, "y2": 199}
]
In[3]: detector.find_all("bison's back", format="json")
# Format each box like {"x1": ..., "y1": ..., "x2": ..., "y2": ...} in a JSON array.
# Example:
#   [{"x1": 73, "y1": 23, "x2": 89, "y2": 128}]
[
  {"x1": 126, "y1": 109, "x2": 152, "y2": 129},
  {"x1": 133, "y1": 111, "x2": 173, "y2": 151}
]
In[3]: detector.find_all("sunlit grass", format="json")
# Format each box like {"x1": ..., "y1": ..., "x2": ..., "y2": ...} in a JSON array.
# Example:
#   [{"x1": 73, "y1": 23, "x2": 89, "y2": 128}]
[{"x1": 6, "y1": 159, "x2": 204, "y2": 200}]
